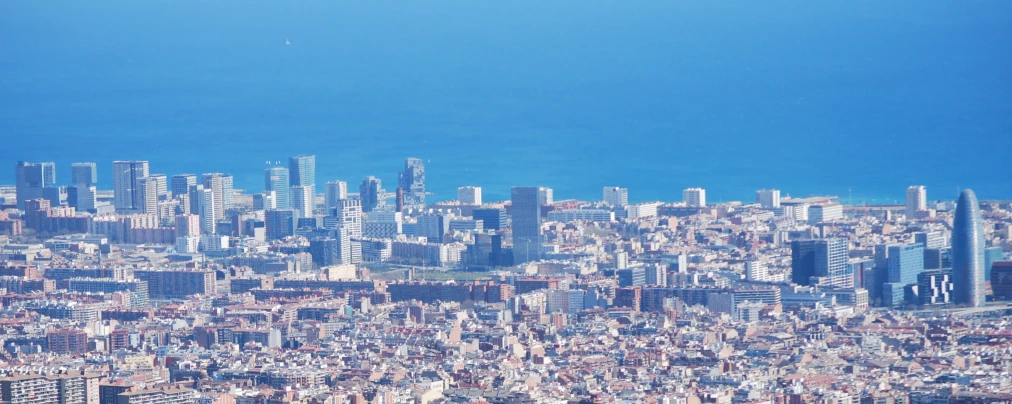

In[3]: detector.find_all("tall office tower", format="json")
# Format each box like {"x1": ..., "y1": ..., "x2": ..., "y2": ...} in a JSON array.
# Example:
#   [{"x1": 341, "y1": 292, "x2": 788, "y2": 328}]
[
  {"x1": 417, "y1": 214, "x2": 447, "y2": 243},
  {"x1": 537, "y1": 187, "x2": 554, "y2": 205},
  {"x1": 14, "y1": 161, "x2": 51, "y2": 209},
  {"x1": 201, "y1": 173, "x2": 234, "y2": 218},
  {"x1": 756, "y1": 189, "x2": 781, "y2": 208},
  {"x1": 71, "y1": 162, "x2": 98, "y2": 186},
  {"x1": 333, "y1": 199, "x2": 363, "y2": 238},
  {"x1": 112, "y1": 160, "x2": 150, "y2": 211},
  {"x1": 683, "y1": 188, "x2": 707, "y2": 207},
  {"x1": 71, "y1": 185, "x2": 97, "y2": 212},
  {"x1": 136, "y1": 177, "x2": 160, "y2": 217},
  {"x1": 325, "y1": 180, "x2": 348, "y2": 209},
  {"x1": 951, "y1": 189, "x2": 985, "y2": 307},
  {"x1": 603, "y1": 187, "x2": 628, "y2": 207},
  {"x1": 253, "y1": 191, "x2": 276, "y2": 211},
  {"x1": 791, "y1": 238, "x2": 851, "y2": 287},
  {"x1": 265, "y1": 209, "x2": 296, "y2": 240},
  {"x1": 265, "y1": 167, "x2": 291, "y2": 209},
  {"x1": 359, "y1": 176, "x2": 382, "y2": 213},
  {"x1": 473, "y1": 207, "x2": 507, "y2": 230},
  {"x1": 171, "y1": 174, "x2": 197, "y2": 197},
  {"x1": 39, "y1": 162, "x2": 56, "y2": 185},
  {"x1": 290, "y1": 185, "x2": 314, "y2": 218},
  {"x1": 511, "y1": 187, "x2": 543, "y2": 264},
  {"x1": 175, "y1": 214, "x2": 201, "y2": 238},
  {"x1": 458, "y1": 186, "x2": 483, "y2": 205},
  {"x1": 906, "y1": 185, "x2": 927, "y2": 217},
  {"x1": 289, "y1": 154, "x2": 316, "y2": 192},
  {"x1": 191, "y1": 187, "x2": 218, "y2": 234},
  {"x1": 398, "y1": 157, "x2": 426, "y2": 205},
  {"x1": 887, "y1": 243, "x2": 925, "y2": 285}
]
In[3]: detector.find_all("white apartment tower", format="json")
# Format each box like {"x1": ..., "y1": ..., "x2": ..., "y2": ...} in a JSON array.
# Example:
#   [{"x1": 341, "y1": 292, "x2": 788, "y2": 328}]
[
  {"x1": 746, "y1": 261, "x2": 771, "y2": 282},
  {"x1": 537, "y1": 187, "x2": 554, "y2": 205},
  {"x1": 457, "y1": 186, "x2": 483, "y2": 205},
  {"x1": 683, "y1": 187, "x2": 706, "y2": 207},
  {"x1": 190, "y1": 186, "x2": 217, "y2": 234},
  {"x1": 906, "y1": 185, "x2": 927, "y2": 217},
  {"x1": 756, "y1": 189, "x2": 781, "y2": 208},
  {"x1": 136, "y1": 177, "x2": 161, "y2": 218},
  {"x1": 202, "y1": 173, "x2": 234, "y2": 219},
  {"x1": 333, "y1": 199, "x2": 363, "y2": 238},
  {"x1": 603, "y1": 187, "x2": 629, "y2": 206}
]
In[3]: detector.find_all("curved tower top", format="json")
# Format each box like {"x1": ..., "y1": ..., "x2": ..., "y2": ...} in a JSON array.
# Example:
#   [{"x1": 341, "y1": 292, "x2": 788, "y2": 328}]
[{"x1": 951, "y1": 189, "x2": 985, "y2": 307}]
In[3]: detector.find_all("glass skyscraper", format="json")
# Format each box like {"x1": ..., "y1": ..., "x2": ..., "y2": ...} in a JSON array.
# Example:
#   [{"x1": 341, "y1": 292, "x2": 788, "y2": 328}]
[
  {"x1": 264, "y1": 167, "x2": 291, "y2": 210},
  {"x1": 288, "y1": 155, "x2": 316, "y2": 192},
  {"x1": 71, "y1": 162, "x2": 97, "y2": 187},
  {"x1": 951, "y1": 189, "x2": 985, "y2": 307},
  {"x1": 511, "y1": 186, "x2": 542, "y2": 264}
]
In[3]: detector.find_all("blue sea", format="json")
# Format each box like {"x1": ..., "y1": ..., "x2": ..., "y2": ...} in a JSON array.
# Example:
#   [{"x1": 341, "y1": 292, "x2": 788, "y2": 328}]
[{"x1": 2, "y1": 1, "x2": 1010, "y2": 204}]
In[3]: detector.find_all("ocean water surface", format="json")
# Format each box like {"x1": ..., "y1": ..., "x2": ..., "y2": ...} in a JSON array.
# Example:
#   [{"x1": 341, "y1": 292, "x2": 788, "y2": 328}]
[{"x1": 1, "y1": 0, "x2": 1010, "y2": 203}]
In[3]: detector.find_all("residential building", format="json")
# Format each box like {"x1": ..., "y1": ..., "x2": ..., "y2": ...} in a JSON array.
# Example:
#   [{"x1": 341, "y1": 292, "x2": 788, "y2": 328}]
[
  {"x1": 603, "y1": 187, "x2": 628, "y2": 206},
  {"x1": 683, "y1": 188, "x2": 706, "y2": 207},
  {"x1": 756, "y1": 189, "x2": 781, "y2": 208},
  {"x1": 458, "y1": 186, "x2": 482, "y2": 205}
]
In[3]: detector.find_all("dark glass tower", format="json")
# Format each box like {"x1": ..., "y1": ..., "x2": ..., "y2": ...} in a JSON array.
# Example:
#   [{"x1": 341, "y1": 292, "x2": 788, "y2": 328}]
[
  {"x1": 951, "y1": 189, "x2": 985, "y2": 307},
  {"x1": 511, "y1": 187, "x2": 542, "y2": 264}
]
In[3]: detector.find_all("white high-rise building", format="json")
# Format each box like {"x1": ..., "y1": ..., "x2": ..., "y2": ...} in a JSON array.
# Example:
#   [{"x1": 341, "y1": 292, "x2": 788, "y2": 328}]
[
  {"x1": 756, "y1": 189, "x2": 781, "y2": 208},
  {"x1": 746, "y1": 261, "x2": 771, "y2": 282},
  {"x1": 148, "y1": 173, "x2": 168, "y2": 201},
  {"x1": 136, "y1": 177, "x2": 160, "y2": 219},
  {"x1": 603, "y1": 187, "x2": 629, "y2": 207},
  {"x1": 537, "y1": 187, "x2": 554, "y2": 205},
  {"x1": 333, "y1": 199, "x2": 363, "y2": 238},
  {"x1": 202, "y1": 173, "x2": 234, "y2": 219},
  {"x1": 191, "y1": 186, "x2": 217, "y2": 234},
  {"x1": 112, "y1": 160, "x2": 150, "y2": 211},
  {"x1": 290, "y1": 185, "x2": 314, "y2": 218},
  {"x1": 457, "y1": 186, "x2": 482, "y2": 205},
  {"x1": 906, "y1": 185, "x2": 927, "y2": 218},
  {"x1": 683, "y1": 187, "x2": 706, "y2": 207},
  {"x1": 325, "y1": 181, "x2": 348, "y2": 210}
]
